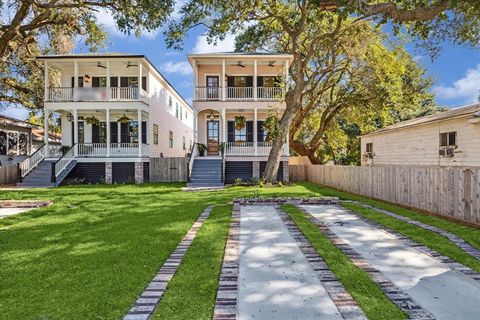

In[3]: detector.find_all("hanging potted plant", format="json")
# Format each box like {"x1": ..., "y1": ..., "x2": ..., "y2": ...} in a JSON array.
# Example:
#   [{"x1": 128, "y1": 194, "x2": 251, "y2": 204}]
[
  {"x1": 234, "y1": 115, "x2": 246, "y2": 130},
  {"x1": 84, "y1": 115, "x2": 100, "y2": 126},
  {"x1": 117, "y1": 114, "x2": 131, "y2": 124}
]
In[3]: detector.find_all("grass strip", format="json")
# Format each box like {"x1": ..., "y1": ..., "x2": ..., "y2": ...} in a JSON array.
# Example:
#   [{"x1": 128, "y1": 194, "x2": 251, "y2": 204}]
[
  {"x1": 342, "y1": 202, "x2": 480, "y2": 273},
  {"x1": 282, "y1": 204, "x2": 406, "y2": 320},
  {"x1": 152, "y1": 204, "x2": 232, "y2": 320},
  {"x1": 301, "y1": 182, "x2": 480, "y2": 250}
]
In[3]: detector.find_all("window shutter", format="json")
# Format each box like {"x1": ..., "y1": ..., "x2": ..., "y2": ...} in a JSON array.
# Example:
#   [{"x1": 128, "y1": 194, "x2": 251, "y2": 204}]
[
  {"x1": 121, "y1": 122, "x2": 129, "y2": 143},
  {"x1": 227, "y1": 76, "x2": 235, "y2": 87},
  {"x1": 110, "y1": 122, "x2": 118, "y2": 143},
  {"x1": 92, "y1": 124, "x2": 100, "y2": 143},
  {"x1": 246, "y1": 76, "x2": 253, "y2": 87},
  {"x1": 257, "y1": 121, "x2": 264, "y2": 142},
  {"x1": 71, "y1": 77, "x2": 84, "y2": 87},
  {"x1": 227, "y1": 121, "x2": 235, "y2": 142},
  {"x1": 92, "y1": 77, "x2": 100, "y2": 88},
  {"x1": 120, "y1": 77, "x2": 129, "y2": 88},
  {"x1": 142, "y1": 121, "x2": 147, "y2": 143},
  {"x1": 71, "y1": 76, "x2": 74, "y2": 88},
  {"x1": 110, "y1": 77, "x2": 118, "y2": 87},
  {"x1": 257, "y1": 76, "x2": 264, "y2": 87},
  {"x1": 246, "y1": 121, "x2": 254, "y2": 142}
]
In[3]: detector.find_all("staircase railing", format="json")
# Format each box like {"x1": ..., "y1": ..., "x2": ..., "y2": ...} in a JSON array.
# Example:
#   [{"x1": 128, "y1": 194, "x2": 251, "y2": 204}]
[
  {"x1": 187, "y1": 142, "x2": 196, "y2": 182},
  {"x1": 51, "y1": 144, "x2": 75, "y2": 184},
  {"x1": 18, "y1": 143, "x2": 46, "y2": 178}
]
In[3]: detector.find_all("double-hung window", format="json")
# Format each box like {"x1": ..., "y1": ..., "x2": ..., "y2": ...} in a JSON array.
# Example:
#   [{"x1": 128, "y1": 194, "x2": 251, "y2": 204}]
[{"x1": 440, "y1": 131, "x2": 456, "y2": 147}]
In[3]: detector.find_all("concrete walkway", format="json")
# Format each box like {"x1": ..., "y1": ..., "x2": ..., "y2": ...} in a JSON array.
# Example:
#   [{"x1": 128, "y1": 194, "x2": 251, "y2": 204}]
[
  {"x1": 302, "y1": 205, "x2": 480, "y2": 320},
  {"x1": 0, "y1": 208, "x2": 32, "y2": 219},
  {"x1": 238, "y1": 206, "x2": 343, "y2": 320}
]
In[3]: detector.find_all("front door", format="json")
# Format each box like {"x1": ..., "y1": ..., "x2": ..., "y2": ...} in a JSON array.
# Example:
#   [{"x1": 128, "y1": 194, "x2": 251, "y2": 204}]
[
  {"x1": 207, "y1": 120, "x2": 219, "y2": 155},
  {"x1": 206, "y1": 76, "x2": 219, "y2": 100}
]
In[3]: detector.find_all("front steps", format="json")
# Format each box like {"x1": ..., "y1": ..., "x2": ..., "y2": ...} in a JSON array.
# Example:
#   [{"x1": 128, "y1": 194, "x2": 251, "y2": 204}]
[
  {"x1": 187, "y1": 158, "x2": 223, "y2": 188},
  {"x1": 17, "y1": 159, "x2": 77, "y2": 188}
]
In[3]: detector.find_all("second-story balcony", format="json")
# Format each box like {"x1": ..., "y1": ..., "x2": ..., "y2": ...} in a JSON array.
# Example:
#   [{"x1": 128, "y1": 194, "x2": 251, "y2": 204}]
[
  {"x1": 194, "y1": 86, "x2": 285, "y2": 101},
  {"x1": 46, "y1": 87, "x2": 149, "y2": 103}
]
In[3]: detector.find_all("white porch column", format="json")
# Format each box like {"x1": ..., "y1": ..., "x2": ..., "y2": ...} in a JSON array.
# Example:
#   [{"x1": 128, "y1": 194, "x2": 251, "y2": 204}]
[
  {"x1": 44, "y1": 109, "x2": 50, "y2": 157},
  {"x1": 192, "y1": 60, "x2": 197, "y2": 101},
  {"x1": 73, "y1": 108, "x2": 78, "y2": 156},
  {"x1": 73, "y1": 61, "x2": 79, "y2": 101},
  {"x1": 193, "y1": 110, "x2": 198, "y2": 143},
  {"x1": 44, "y1": 61, "x2": 49, "y2": 100},
  {"x1": 253, "y1": 60, "x2": 258, "y2": 101},
  {"x1": 221, "y1": 108, "x2": 226, "y2": 143},
  {"x1": 106, "y1": 61, "x2": 110, "y2": 99},
  {"x1": 138, "y1": 62, "x2": 143, "y2": 98},
  {"x1": 106, "y1": 109, "x2": 111, "y2": 157},
  {"x1": 254, "y1": 108, "x2": 258, "y2": 155},
  {"x1": 222, "y1": 59, "x2": 226, "y2": 101},
  {"x1": 117, "y1": 118, "x2": 121, "y2": 144},
  {"x1": 138, "y1": 108, "x2": 142, "y2": 157}
]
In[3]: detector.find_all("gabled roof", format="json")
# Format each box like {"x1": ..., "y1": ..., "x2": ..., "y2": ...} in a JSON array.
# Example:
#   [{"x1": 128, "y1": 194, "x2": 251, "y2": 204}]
[
  {"x1": 0, "y1": 114, "x2": 40, "y2": 129},
  {"x1": 362, "y1": 103, "x2": 480, "y2": 137}
]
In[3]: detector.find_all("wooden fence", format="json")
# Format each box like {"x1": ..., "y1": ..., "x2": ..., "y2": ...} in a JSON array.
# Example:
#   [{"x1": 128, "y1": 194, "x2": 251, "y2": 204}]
[
  {"x1": 0, "y1": 165, "x2": 19, "y2": 185},
  {"x1": 290, "y1": 164, "x2": 480, "y2": 225},
  {"x1": 150, "y1": 157, "x2": 187, "y2": 182}
]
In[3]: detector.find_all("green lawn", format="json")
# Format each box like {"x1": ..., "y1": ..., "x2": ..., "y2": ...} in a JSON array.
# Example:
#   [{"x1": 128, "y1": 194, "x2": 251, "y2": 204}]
[
  {"x1": 282, "y1": 204, "x2": 406, "y2": 320},
  {"x1": 0, "y1": 182, "x2": 478, "y2": 319}
]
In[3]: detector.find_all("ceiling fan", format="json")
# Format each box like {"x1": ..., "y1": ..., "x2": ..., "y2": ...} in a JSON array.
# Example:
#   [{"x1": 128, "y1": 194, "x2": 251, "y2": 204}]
[
  {"x1": 268, "y1": 61, "x2": 276, "y2": 67},
  {"x1": 124, "y1": 61, "x2": 138, "y2": 68},
  {"x1": 236, "y1": 61, "x2": 245, "y2": 68},
  {"x1": 96, "y1": 62, "x2": 107, "y2": 69}
]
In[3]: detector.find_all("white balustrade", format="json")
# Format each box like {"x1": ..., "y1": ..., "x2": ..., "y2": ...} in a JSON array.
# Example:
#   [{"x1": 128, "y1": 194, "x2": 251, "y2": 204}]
[
  {"x1": 226, "y1": 87, "x2": 253, "y2": 100},
  {"x1": 54, "y1": 146, "x2": 75, "y2": 178},
  {"x1": 19, "y1": 144, "x2": 46, "y2": 177},
  {"x1": 67, "y1": 143, "x2": 148, "y2": 158},
  {"x1": 257, "y1": 87, "x2": 284, "y2": 100},
  {"x1": 47, "y1": 87, "x2": 145, "y2": 102},
  {"x1": 225, "y1": 142, "x2": 289, "y2": 156},
  {"x1": 77, "y1": 143, "x2": 108, "y2": 157},
  {"x1": 110, "y1": 143, "x2": 141, "y2": 157},
  {"x1": 195, "y1": 87, "x2": 221, "y2": 100}
]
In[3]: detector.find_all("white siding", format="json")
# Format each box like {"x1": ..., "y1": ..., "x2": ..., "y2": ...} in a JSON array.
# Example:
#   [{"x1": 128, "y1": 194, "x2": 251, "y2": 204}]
[{"x1": 361, "y1": 116, "x2": 480, "y2": 166}]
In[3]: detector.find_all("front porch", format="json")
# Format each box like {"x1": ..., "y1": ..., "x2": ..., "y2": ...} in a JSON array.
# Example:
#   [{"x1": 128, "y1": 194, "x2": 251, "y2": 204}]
[{"x1": 194, "y1": 108, "x2": 289, "y2": 157}]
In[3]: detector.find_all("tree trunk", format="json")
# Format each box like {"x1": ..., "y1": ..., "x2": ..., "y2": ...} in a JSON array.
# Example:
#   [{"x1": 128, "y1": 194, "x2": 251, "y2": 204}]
[{"x1": 290, "y1": 140, "x2": 323, "y2": 164}]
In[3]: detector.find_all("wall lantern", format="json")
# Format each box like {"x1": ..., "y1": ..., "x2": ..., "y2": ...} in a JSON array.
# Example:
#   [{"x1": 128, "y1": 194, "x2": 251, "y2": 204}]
[
  {"x1": 208, "y1": 112, "x2": 215, "y2": 121},
  {"x1": 84, "y1": 74, "x2": 91, "y2": 83}
]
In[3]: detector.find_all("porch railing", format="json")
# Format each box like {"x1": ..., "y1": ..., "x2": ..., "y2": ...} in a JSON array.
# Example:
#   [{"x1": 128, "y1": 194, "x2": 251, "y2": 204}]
[
  {"x1": 47, "y1": 87, "x2": 148, "y2": 102},
  {"x1": 53, "y1": 145, "x2": 75, "y2": 181},
  {"x1": 225, "y1": 142, "x2": 288, "y2": 156},
  {"x1": 194, "y1": 86, "x2": 285, "y2": 101},
  {"x1": 77, "y1": 143, "x2": 149, "y2": 157},
  {"x1": 19, "y1": 143, "x2": 46, "y2": 177}
]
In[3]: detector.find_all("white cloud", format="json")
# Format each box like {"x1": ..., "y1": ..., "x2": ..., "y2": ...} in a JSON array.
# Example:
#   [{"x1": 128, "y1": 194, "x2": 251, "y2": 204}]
[
  {"x1": 434, "y1": 64, "x2": 480, "y2": 104},
  {"x1": 193, "y1": 34, "x2": 236, "y2": 54},
  {"x1": 95, "y1": 9, "x2": 159, "y2": 39},
  {"x1": 160, "y1": 61, "x2": 192, "y2": 75}
]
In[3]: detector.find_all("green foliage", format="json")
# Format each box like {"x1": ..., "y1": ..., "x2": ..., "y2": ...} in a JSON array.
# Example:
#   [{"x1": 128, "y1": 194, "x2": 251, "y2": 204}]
[
  {"x1": 234, "y1": 115, "x2": 246, "y2": 130},
  {"x1": 262, "y1": 109, "x2": 280, "y2": 142},
  {"x1": 197, "y1": 143, "x2": 207, "y2": 156}
]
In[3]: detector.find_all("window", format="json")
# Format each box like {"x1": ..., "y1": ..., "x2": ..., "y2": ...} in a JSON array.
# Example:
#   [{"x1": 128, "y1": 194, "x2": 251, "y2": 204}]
[
  {"x1": 19, "y1": 133, "x2": 28, "y2": 155},
  {"x1": 168, "y1": 96, "x2": 172, "y2": 108},
  {"x1": 175, "y1": 103, "x2": 179, "y2": 118},
  {"x1": 440, "y1": 131, "x2": 456, "y2": 147},
  {"x1": 261, "y1": 76, "x2": 282, "y2": 87},
  {"x1": 8, "y1": 132, "x2": 17, "y2": 154},
  {"x1": 366, "y1": 143, "x2": 373, "y2": 153},
  {"x1": 182, "y1": 136, "x2": 186, "y2": 150},
  {"x1": 234, "y1": 76, "x2": 247, "y2": 87},
  {"x1": 185, "y1": 110, "x2": 188, "y2": 119},
  {"x1": 235, "y1": 127, "x2": 247, "y2": 142},
  {"x1": 92, "y1": 77, "x2": 107, "y2": 87},
  {"x1": 169, "y1": 131, "x2": 173, "y2": 148},
  {"x1": 78, "y1": 122, "x2": 85, "y2": 144},
  {"x1": 153, "y1": 124, "x2": 158, "y2": 145},
  {"x1": 180, "y1": 107, "x2": 183, "y2": 120}
]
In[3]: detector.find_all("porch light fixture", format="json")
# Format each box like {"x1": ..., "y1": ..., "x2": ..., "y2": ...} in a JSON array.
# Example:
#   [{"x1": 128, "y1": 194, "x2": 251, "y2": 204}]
[
  {"x1": 66, "y1": 113, "x2": 73, "y2": 122},
  {"x1": 208, "y1": 112, "x2": 215, "y2": 121},
  {"x1": 84, "y1": 74, "x2": 91, "y2": 83}
]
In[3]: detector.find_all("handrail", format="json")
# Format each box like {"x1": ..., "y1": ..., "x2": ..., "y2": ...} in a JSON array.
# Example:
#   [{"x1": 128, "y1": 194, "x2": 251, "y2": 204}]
[
  {"x1": 18, "y1": 143, "x2": 46, "y2": 178},
  {"x1": 187, "y1": 142, "x2": 196, "y2": 182},
  {"x1": 51, "y1": 144, "x2": 75, "y2": 183}
]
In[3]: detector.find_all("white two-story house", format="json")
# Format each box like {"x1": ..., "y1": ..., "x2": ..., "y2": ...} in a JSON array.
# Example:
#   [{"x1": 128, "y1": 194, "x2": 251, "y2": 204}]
[
  {"x1": 187, "y1": 53, "x2": 293, "y2": 186},
  {"x1": 18, "y1": 53, "x2": 192, "y2": 187}
]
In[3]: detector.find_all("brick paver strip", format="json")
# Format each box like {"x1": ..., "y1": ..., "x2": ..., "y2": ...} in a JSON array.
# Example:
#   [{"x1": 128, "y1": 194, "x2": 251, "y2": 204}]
[
  {"x1": 123, "y1": 206, "x2": 213, "y2": 320},
  {"x1": 346, "y1": 201, "x2": 480, "y2": 261},
  {"x1": 274, "y1": 205, "x2": 367, "y2": 320},
  {"x1": 339, "y1": 204, "x2": 480, "y2": 284},
  {"x1": 295, "y1": 205, "x2": 436, "y2": 320},
  {"x1": 212, "y1": 204, "x2": 240, "y2": 320}
]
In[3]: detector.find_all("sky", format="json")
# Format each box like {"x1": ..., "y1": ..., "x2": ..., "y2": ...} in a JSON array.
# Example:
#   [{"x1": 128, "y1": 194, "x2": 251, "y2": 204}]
[{"x1": 3, "y1": 10, "x2": 480, "y2": 121}]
